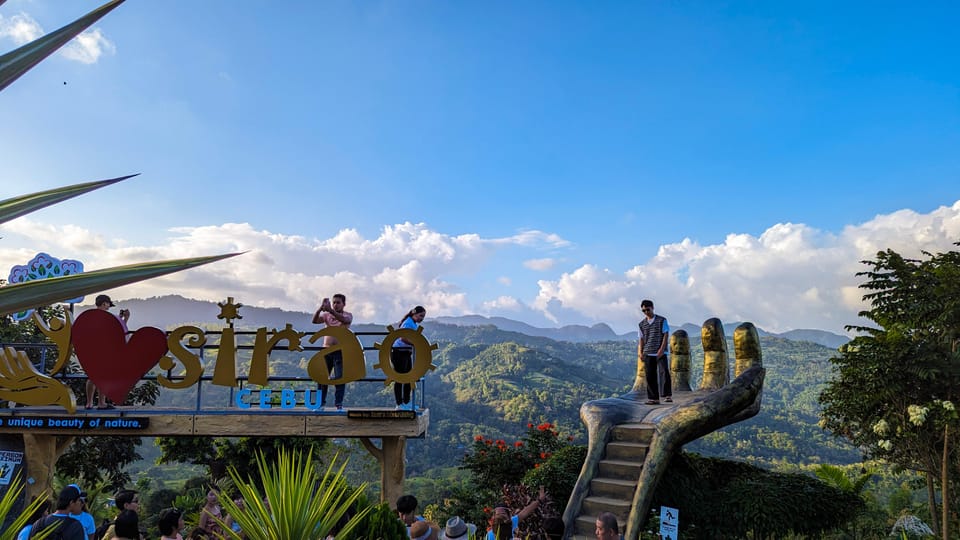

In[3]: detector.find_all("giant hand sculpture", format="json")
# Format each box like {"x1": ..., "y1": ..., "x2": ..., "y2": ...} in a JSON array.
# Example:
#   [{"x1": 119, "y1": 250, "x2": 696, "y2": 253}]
[{"x1": 563, "y1": 320, "x2": 765, "y2": 539}]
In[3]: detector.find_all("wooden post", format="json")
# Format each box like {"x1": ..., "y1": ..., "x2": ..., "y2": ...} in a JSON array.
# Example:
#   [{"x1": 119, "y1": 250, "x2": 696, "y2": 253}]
[
  {"x1": 360, "y1": 435, "x2": 407, "y2": 507},
  {"x1": 22, "y1": 433, "x2": 74, "y2": 503}
]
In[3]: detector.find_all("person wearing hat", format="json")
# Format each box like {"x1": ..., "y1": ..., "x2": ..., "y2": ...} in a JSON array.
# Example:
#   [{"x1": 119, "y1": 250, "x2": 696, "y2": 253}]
[
  {"x1": 440, "y1": 516, "x2": 477, "y2": 540},
  {"x1": 85, "y1": 294, "x2": 130, "y2": 409},
  {"x1": 28, "y1": 485, "x2": 86, "y2": 539},
  {"x1": 408, "y1": 520, "x2": 440, "y2": 540},
  {"x1": 66, "y1": 484, "x2": 97, "y2": 539}
]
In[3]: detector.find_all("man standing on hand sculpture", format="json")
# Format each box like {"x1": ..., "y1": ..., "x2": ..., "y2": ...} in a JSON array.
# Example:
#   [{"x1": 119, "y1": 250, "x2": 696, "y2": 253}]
[{"x1": 639, "y1": 299, "x2": 671, "y2": 405}]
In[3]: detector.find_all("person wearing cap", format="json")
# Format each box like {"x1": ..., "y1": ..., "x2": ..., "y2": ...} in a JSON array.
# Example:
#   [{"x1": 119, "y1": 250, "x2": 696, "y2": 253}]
[
  {"x1": 66, "y1": 484, "x2": 96, "y2": 539},
  {"x1": 440, "y1": 516, "x2": 477, "y2": 540},
  {"x1": 85, "y1": 294, "x2": 130, "y2": 410},
  {"x1": 28, "y1": 485, "x2": 86, "y2": 539}
]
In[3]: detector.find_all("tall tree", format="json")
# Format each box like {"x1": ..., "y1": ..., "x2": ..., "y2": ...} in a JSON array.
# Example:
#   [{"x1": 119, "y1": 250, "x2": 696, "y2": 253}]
[{"x1": 820, "y1": 246, "x2": 960, "y2": 540}]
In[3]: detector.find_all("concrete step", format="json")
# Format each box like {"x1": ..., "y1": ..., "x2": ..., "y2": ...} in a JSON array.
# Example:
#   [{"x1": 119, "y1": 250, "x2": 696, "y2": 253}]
[
  {"x1": 590, "y1": 476, "x2": 637, "y2": 499},
  {"x1": 581, "y1": 495, "x2": 631, "y2": 518},
  {"x1": 598, "y1": 458, "x2": 643, "y2": 481},
  {"x1": 604, "y1": 440, "x2": 649, "y2": 460},
  {"x1": 574, "y1": 515, "x2": 598, "y2": 535},
  {"x1": 612, "y1": 422, "x2": 654, "y2": 443}
]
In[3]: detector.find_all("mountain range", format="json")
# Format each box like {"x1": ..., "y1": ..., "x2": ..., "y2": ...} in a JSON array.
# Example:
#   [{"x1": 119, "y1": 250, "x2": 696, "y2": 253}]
[{"x1": 102, "y1": 294, "x2": 850, "y2": 348}]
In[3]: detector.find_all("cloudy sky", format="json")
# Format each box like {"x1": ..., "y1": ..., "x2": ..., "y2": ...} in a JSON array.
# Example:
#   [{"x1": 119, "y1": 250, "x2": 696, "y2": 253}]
[{"x1": 1, "y1": 1, "x2": 958, "y2": 334}]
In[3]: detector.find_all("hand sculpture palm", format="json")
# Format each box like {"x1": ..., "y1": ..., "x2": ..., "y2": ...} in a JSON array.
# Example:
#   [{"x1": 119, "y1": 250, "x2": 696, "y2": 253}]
[{"x1": 563, "y1": 320, "x2": 765, "y2": 539}]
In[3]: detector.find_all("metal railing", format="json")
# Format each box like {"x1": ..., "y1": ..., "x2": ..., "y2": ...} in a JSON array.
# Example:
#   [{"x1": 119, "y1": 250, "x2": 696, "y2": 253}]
[{"x1": 2, "y1": 330, "x2": 427, "y2": 413}]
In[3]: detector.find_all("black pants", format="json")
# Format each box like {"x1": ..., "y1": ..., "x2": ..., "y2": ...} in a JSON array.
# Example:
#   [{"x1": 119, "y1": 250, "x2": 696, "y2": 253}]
[
  {"x1": 643, "y1": 354, "x2": 671, "y2": 401},
  {"x1": 320, "y1": 350, "x2": 345, "y2": 407},
  {"x1": 391, "y1": 347, "x2": 413, "y2": 405}
]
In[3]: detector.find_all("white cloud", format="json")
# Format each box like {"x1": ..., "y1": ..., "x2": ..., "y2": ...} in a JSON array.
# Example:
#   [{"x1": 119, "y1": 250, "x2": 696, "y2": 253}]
[
  {"x1": 4, "y1": 201, "x2": 960, "y2": 335},
  {"x1": 523, "y1": 257, "x2": 556, "y2": 271},
  {"x1": 532, "y1": 201, "x2": 960, "y2": 334},
  {"x1": 0, "y1": 13, "x2": 43, "y2": 44},
  {"x1": 0, "y1": 219, "x2": 569, "y2": 325},
  {"x1": 0, "y1": 12, "x2": 114, "y2": 64},
  {"x1": 61, "y1": 28, "x2": 116, "y2": 64},
  {"x1": 482, "y1": 296, "x2": 523, "y2": 311}
]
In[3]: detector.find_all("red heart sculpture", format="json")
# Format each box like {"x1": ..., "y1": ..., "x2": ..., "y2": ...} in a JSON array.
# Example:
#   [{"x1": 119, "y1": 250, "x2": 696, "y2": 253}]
[{"x1": 71, "y1": 309, "x2": 168, "y2": 404}]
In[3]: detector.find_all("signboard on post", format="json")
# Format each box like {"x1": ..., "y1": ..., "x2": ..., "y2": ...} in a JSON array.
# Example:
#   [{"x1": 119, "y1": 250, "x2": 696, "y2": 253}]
[{"x1": 660, "y1": 505, "x2": 679, "y2": 540}]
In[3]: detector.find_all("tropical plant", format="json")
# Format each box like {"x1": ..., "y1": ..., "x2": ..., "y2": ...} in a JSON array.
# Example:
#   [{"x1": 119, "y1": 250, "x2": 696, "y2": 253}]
[
  {"x1": 814, "y1": 463, "x2": 874, "y2": 497},
  {"x1": 0, "y1": 0, "x2": 238, "y2": 525},
  {"x1": 0, "y1": 473, "x2": 53, "y2": 540},
  {"x1": 1, "y1": 0, "x2": 239, "y2": 320},
  {"x1": 337, "y1": 500, "x2": 408, "y2": 540},
  {"x1": 820, "y1": 246, "x2": 960, "y2": 540},
  {"x1": 213, "y1": 448, "x2": 371, "y2": 540}
]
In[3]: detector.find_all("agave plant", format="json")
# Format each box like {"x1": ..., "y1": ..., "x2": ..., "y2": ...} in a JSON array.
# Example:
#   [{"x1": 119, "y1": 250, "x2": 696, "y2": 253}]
[
  {"x1": 1, "y1": 1, "x2": 240, "y2": 318},
  {"x1": 0, "y1": 473, "x2": 53, "y2": 540},
  {"x1": 0, "y1": 0, "x2": 238, "y2": 524},
  {"x1": 214, "y1": 449, "x2": 371, "y2": 540},
  {"x1": 0, "y1": 178, "x2": 239, "y2": 317}
]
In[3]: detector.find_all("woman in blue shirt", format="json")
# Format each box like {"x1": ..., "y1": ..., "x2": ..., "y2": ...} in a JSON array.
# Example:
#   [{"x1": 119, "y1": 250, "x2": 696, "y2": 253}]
[{"x1": 391, "y1": 306, "x2": 426, "y2": 411}]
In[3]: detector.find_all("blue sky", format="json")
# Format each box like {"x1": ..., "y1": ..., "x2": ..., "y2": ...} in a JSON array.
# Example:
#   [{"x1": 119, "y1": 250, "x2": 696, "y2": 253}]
[{"x1": 1, "y1": 1, "x2": 958, "y2": 334}]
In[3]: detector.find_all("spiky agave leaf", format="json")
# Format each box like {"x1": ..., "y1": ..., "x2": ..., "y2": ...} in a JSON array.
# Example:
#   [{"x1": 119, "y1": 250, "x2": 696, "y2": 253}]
[
  {"x1": 217, "y1": 449, "x2": 370, "y2": 540},
  {"x1": 0, "y1": 473, "x2": 53, "y2": 540},
  {"x1": 0, "y1": 175, "x2": 137, "y2": 226},
  {"x1": 0, "y1": 253, "x2": 240, "y2": 317},
  {"x1": 0, "y1": 0, "x2": 126, "y2": 92}
]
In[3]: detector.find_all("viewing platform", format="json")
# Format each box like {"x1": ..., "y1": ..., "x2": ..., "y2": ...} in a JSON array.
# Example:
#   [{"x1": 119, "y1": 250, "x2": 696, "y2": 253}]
[{"x1": 0, "y1": 325, "x2": 435, "y2": 507}]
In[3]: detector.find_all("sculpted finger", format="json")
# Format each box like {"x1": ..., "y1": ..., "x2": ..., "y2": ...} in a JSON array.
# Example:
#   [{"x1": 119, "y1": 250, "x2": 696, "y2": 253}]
[
  {"x1": 734, "y1": 322, "x2": 762, "y2": 376},
  {"x1": 669, "y1": 329, "x2": 692, "y2": 392},
  {"x1": 700, "y1": 318, "x2": 728, "y2": 390}
]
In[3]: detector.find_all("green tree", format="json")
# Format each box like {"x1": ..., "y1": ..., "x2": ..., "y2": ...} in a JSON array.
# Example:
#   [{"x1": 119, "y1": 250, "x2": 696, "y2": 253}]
[
  {"x1": 820, "y1": 246, "x2": 960, "y2": 540},
  {"x1": 156, "y1": 436, "x2": 330, "y2": 484}
]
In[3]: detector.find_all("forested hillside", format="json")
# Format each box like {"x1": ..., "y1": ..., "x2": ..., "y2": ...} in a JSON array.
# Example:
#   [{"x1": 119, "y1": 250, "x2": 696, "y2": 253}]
[
  {"x1": 146, "y1": 321, "x2": 860, "y2": 477},
  {"x1": 404, "y1": 324, "x2": 860, "y2": 475}
]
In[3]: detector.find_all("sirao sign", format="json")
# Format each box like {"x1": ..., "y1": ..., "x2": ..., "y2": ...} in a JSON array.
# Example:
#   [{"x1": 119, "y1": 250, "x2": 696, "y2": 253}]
[{"x1": 0, "y1": 298, "x2": 437, "y2": 414}]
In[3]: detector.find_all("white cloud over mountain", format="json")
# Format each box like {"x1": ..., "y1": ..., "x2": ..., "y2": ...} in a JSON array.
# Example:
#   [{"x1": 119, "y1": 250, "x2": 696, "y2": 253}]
[{"x1": 2, "y1": 202, "x2": 959, "y2": 334}]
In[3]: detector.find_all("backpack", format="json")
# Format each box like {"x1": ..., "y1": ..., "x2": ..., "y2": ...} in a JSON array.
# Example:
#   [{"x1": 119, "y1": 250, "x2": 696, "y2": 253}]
[{"x1": 29, "y1": 514, "x2": 84, "y2": 540}]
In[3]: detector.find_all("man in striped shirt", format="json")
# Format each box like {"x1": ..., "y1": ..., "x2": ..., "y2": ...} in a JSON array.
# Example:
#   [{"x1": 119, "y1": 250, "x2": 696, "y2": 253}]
[{"x1": 639, "y1": 299, "x2": 671, "y2": 405}]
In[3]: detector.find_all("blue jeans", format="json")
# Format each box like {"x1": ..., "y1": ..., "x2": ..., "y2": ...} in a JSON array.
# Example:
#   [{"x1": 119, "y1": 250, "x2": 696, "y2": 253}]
[{"x1": 320, "y1": 350, "x2": 345, "y2": 407}]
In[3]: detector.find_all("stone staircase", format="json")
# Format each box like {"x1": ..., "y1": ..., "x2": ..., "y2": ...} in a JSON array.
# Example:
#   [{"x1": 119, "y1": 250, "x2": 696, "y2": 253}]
[{"x1": 571, "y1": 422, "x2": 654, "y2": 537}]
